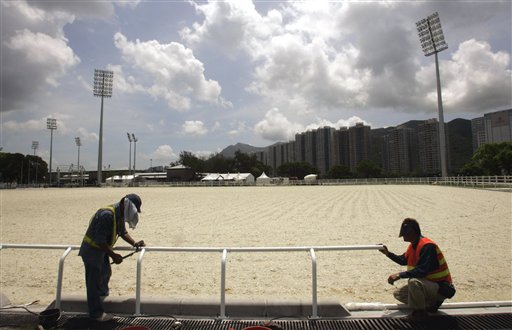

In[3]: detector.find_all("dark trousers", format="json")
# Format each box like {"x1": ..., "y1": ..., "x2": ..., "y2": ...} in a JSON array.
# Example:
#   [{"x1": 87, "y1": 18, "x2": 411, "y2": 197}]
[{"x1": 82, "y1": 254, "x2": 111, "y2": 318}]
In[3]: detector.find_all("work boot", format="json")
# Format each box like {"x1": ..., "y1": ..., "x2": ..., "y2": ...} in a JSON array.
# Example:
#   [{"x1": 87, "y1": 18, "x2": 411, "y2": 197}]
[
  {"x1": 94, "y1": 312, "x2": 114, "y2": 322},
  {"x1": 405, "y1": 309, "x2": 429, "y2": 323},
  {"x1": 427, "y1": 299, "x2": 444, "y2": 313}
]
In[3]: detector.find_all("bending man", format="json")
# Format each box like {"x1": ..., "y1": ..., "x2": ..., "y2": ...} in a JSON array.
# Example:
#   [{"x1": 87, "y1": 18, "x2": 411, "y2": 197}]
[{"x1": 79, "y1": 193, "x2": 146, "y2": 322}]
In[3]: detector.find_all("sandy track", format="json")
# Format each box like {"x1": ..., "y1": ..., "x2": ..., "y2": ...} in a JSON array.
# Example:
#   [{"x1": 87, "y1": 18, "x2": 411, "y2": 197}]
[{"x1": 1, "y1": 185, "x2": 510, "y2": 306}]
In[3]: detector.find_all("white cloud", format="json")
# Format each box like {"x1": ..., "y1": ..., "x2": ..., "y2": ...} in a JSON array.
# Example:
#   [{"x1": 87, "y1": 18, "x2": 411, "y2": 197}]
[
  {"x1": 181, "y1": 0, "x2": 280, "y2": 57},
  {"x1": 113, "y1": 32, "x2": 225, "y2": 110},
  {"x1": 114, "y1": 0, "x2": 140, "y2": 10},
  {"x1": 77, "y1": 127, "x2": 99, "y2": 142},
  {"x1": 182, "y1": 120, "x2": 208, "y2": 136},
  {"x1": 305, "y1": 116, "x2": 370, "y2": 131},
  {"x1": 3, "y1": 119, "x2": 42, "y2": 132},
  {"x1": 183, "y1": 1, "x2": 511, "y2": 120},
  {"x1": 150, "y1": 145, "x2": 177, "y2": 163},
  {"x1": 108, "y1": 64, "x2": 145, "y2": 94},
  {"x1": 3, "y1": 114, "x2": 72, "y2": 135},
  {"x1": 6, "y1": 29, "x2": 80, "y2": 87},
  {"x1": 439, "y1": 39, "x2": 511, "y2": 112},
  {"x1": 0, "y1": 1, "x2": 82, "y2": 112},
  {"x1": 227, "y1": 121, "x2": 249, "y2": 136},
  {"x1": 254, "y1": 108, "x2": 304, "y2": 142}
]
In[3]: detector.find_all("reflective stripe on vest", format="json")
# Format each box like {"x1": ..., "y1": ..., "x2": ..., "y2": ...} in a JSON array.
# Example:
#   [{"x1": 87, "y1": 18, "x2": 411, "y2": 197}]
[
  {"x1": 406, "y1": 237, "x2": 452, "y2": 283},
  {"x1": 83, "y1": 206, "x2": 117, "y2": 249}
]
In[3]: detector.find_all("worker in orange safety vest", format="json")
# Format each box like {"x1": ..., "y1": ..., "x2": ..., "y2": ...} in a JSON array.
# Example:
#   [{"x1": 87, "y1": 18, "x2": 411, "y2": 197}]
[{"x1": 380, "y1": 218, "x2": 455, "y2": 323}]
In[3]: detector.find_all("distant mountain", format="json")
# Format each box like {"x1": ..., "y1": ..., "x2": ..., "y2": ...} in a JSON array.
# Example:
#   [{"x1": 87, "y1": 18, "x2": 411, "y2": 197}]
[
  {"x1": 219, "y1": 143, "x2": 266, "y2": 158},
  {"x1": 397, "y1": 120, "x2": 427, "y2": 131}
]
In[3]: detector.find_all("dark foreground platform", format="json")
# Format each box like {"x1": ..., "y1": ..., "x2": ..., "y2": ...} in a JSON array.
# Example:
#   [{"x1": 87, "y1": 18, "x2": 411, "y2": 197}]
[{"x1": 1, "y1": 312, "x2": 511, "y2": 330}]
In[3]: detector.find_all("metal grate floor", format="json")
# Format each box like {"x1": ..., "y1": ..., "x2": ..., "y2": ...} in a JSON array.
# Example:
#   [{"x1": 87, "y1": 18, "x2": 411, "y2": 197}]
[{"x1": 39, "y1": 312, "x2": 512, "y2": 330}]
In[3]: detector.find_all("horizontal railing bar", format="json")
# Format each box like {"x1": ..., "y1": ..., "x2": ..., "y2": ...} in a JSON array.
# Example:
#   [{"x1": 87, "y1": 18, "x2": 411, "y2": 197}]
[
  {"x1": 1, "y1": 243, "x2": 385, "y2": 318},
  {"x1": 0, "y1": 243, "x2": 384, "y2": 253}
]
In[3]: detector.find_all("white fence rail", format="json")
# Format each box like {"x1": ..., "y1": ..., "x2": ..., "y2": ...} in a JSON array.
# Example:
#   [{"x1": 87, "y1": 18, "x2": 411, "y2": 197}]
[
  {"x1": 124, "y1": 175, "x2": 512, "y2": 188},
  {"x1": 0, "y1": 243, "x2": 384, "y2": 318}
]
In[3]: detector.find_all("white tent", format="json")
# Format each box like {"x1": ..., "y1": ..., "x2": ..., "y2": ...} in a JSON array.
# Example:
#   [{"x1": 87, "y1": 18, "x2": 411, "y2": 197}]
[
  {"x1": 201, "y1": 173, "x2": 224, "y2": 181},
  {"x1": 304, "y1": 174, "x2": 318, "y2": 181},
  {"x1": 201, "y1": 173, "x2": 255, "y2": 183},
  {"x1": 256, "y1": 172, "x2": 271, "y2": 185}
]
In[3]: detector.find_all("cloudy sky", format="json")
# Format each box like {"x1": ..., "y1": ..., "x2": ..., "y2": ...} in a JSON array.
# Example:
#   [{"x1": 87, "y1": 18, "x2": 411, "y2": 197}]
[{"x1": 1, "y1": 0, "x2": 511, "y2": 171}]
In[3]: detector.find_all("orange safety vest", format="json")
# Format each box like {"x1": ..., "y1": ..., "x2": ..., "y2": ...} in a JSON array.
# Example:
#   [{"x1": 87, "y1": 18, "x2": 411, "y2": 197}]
[
  {"x1": 83, "y1": 205, "x2": 118, "y2": 249},
  {"x1": 406, "y1": 237, "x2": 452, "y2": 284}
]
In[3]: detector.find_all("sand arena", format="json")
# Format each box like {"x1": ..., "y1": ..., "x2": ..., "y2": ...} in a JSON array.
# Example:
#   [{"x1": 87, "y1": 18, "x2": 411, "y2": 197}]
[{"x1": 1, "y1": 185, "x2": 511, "y2": 306}]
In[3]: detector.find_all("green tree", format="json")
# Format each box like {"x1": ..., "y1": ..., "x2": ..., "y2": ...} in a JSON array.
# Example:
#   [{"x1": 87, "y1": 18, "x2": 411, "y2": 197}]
[
  {"x1": 463, "y1": 142, "x2": 512, "y2": 175},
  {"x1": 0, "y1": 152, "x2": 48, "y2": 183},
  {"x1": 205, "y1": 153, "x2": 234, "y2": 173},
  {"x1": 277, "y1": 162, "x2": 318, "y2": 179},
  {"x1": 355, "y1": 159, "x2": 382, "y2": 178},
  {"x1": 178, "y1": 151, "x2": 206, "y2": 173},
  {"x1": 326, "y1": 164, "x2": 353, "y2": 179}
]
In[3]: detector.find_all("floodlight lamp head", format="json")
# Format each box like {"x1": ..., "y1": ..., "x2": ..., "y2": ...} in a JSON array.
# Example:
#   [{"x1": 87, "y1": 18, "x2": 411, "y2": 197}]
[
  {"x1": 93, "y1": 69, "x2": 114, "y2": 98},
  {"x1": 127, "y1": 133, "x2": 133, "y2": 142},
  {"x1": 416, "y1": 12, "x2": 448, "y2": 57},
  {"x1": 47, "y1": 118, "x2": 57, "y2": 130}
]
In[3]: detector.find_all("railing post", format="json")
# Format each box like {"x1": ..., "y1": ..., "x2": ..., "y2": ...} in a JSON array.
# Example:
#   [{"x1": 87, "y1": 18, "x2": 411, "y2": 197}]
[
  {"x1": 220, "y1": 249, "x2": 228, "y2": 318},
  {"x1": 310, "y1": 248, "x2": 318, "y2": 319},
  {"x1": 55, "y1": 246, "x2": 73, "y2": 310},
  {"x1": 135, "y1": 248, "x2": 146, "y2": 316}
]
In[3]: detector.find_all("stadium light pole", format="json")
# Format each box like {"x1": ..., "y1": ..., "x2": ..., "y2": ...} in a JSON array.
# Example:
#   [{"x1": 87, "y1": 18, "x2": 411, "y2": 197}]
[
  {"x1": 132, "y1": 133, "x2": 138, "y2": 175},
  {"x1": 32, "y1": 141, "x2": 39, "y2": 156},
  {"x1": 31, "y1": 141, "x2": 39, "y2": 184},
  {"x1": 416, "y1": 12, "x2": 449, "y2": 177},
  {"x1": 75, "y1": 137, "x2": 82, "y2": 185},
  {"x1": 47, "y1": 118, "x2": 57, "y2": 184},
  {"x1": 127, "y1": 133, "x2": 133, "y2": 176},
  {"x1": 93, "y1": 69, "x2": 114, "y2": 185}
]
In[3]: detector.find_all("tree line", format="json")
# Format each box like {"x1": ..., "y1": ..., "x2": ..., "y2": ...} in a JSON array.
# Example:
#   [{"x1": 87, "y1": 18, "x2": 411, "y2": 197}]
[{"x1": 1, "y1": 142, "x2": 510, "y2": 183}]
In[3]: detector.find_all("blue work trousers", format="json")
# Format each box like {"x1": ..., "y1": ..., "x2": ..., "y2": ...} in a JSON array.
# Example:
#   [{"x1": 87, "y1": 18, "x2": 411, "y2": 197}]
[{"x1": 82, "y1": 254, "x2": 111, "y2": 318}]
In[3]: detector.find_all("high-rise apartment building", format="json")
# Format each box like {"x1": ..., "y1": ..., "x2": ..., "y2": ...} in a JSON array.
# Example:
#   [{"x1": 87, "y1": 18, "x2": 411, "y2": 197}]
[
  {"x1": 348, "y1": 123, "x2": 371, "y2": 171},
  {"x1": 484, "y1": 109, "x2": 512, "y2": 143},
  {"x1": 305, "y1": 130, "x2": 317, "y2": 170},
  {"x1": 471, "y1": 117, "x2": 486, "y2": 152},
  {"x1": 315, "y1": 127, "x2": 335, "y2": 175},
  {"x1": 384, "y1": 127, "x2": 415, "y2": 175},
  {"x1": 417, "y1": 119, "x2": 442, "y2": 174},
  {"x1": 333, "y1": 127, "x2": 350, "y2": 169},
  {"x1": 447, "y1": 118, "x2": 472, "y2": 174},
  {"x1": 471, "y1": 109, "x2": 511, "y2": 152},
  {"x1": 294, "y1": 132, "x2": 306, "y2": 163}
]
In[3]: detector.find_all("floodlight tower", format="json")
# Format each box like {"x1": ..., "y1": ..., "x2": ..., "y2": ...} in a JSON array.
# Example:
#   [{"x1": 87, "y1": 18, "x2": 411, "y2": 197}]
[
  {"x1": 93, "y1": 69, "x2": 114, "y2": 185},
  {"x1": 47, "y1": 118, "x2": 57, "y2": 184},
  {"x1": 127, "y1": 133, "x2": 133, "y2": 176},
  {"x1": 28, "y1": 141, "x2": 38, "y2": 184},
  {"x1": 32, "y1": 141, "x2": 39, "y2": 156},
  {"x1": 132, "y1": 133, "x2": 138, "y2": 175},
  {"x1": 75, "y1": 137, "x2": 82, "y2": 185},
  {"x1": 416, "y1": 12, "x2": 449, "y2": 177}
]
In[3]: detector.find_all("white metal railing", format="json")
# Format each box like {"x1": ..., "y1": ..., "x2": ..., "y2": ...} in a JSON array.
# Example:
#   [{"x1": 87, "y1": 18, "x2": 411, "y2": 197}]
[
  {"x1": 3, "y1": 175, "x2": 511, "y2": 189},
  {"x1": 0, "y1": 243, "x2": 383, "y2": 318}
]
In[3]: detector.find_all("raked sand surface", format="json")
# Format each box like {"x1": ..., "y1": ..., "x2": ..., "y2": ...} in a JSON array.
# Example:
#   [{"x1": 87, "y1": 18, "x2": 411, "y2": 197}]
[{"x1": 1, "y1": 185, "x2": 511, "y2": 306}]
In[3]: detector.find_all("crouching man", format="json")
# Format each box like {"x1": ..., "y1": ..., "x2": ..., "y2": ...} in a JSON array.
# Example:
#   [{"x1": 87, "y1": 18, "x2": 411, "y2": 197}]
[{"x1": 380, "y1": 218, "x2": 455, "y2": 323}]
